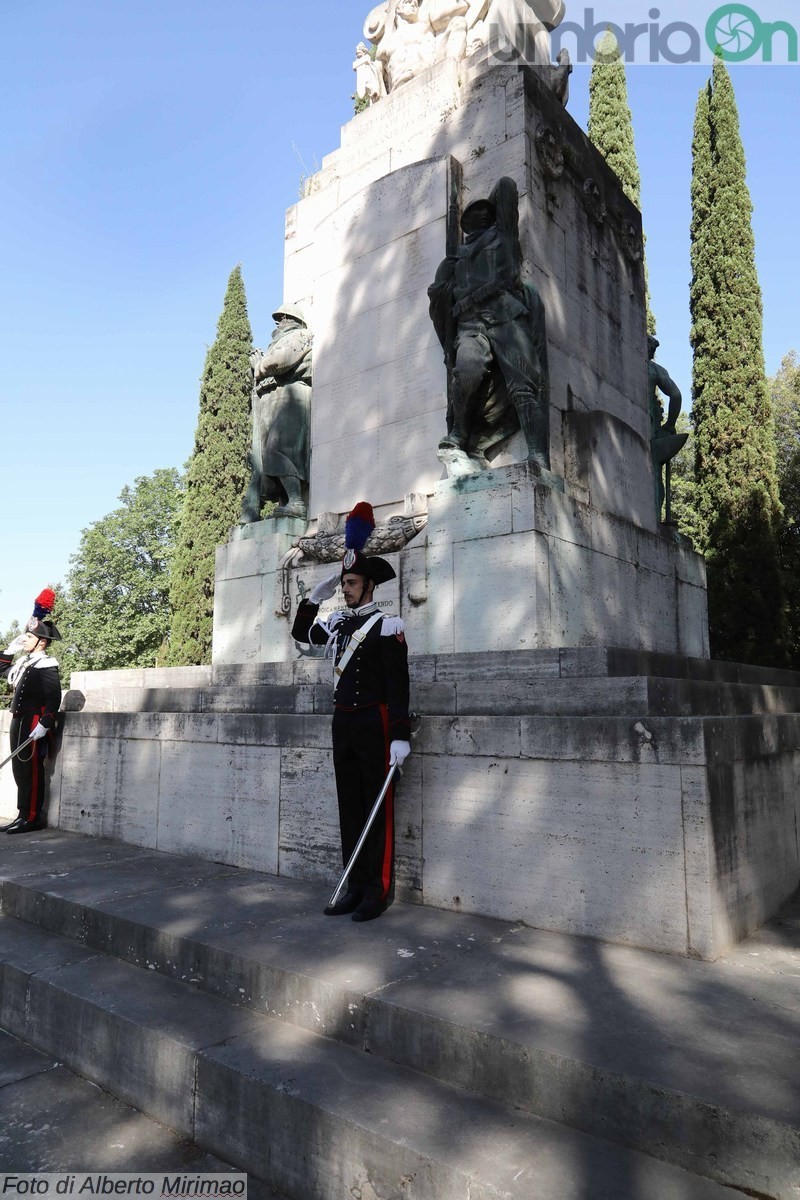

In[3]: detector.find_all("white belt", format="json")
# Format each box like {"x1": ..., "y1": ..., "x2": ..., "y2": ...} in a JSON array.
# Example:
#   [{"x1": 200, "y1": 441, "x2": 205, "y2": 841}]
[{"x1": 333, "y1": 612, "x2": 382, "y2": 690}]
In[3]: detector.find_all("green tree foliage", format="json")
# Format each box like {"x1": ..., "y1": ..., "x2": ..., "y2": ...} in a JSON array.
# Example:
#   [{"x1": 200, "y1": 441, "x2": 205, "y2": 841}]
[
  {"x1": 770, "y1": 352, "x2": 800, "y2": 664},
  {"x1": 56, "y1": 470, "x2": 185, "y2": 682},
  {"x1": 0, "y1": 619, "x2": 21, "y2": 709},
  {"x1": 587, "y1": 29, "x2": 655, "y2": 335},
  {"x1": 666, "y1": 412, "x2": 702, "y2": 545},
  {"x1": 689, "y1": 58, "x2": 783, "y2": 665},
  {"x1": 167, "y1": 266, "x2": 253, "y2": 666}
]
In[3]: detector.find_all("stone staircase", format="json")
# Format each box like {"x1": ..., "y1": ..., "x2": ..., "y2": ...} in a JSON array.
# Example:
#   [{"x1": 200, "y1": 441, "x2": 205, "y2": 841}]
[{"x1": 1, "y1": 831, "x2": 798, "y2": 1199}]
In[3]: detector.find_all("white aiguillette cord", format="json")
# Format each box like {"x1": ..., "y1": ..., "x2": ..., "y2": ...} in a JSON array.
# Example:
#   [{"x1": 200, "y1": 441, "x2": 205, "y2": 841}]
[{"x1": 7, "y1": 653, "x2": 31, "y2": 688}]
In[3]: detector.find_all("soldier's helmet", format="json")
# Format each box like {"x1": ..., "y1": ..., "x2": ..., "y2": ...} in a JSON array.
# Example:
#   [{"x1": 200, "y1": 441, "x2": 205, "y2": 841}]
[
  {"x1": 272, "y1": 303, "x2": 307, "y2": 326},
  {"x1": 460, "y1": 198, "x2": 496, "y2": 234}
]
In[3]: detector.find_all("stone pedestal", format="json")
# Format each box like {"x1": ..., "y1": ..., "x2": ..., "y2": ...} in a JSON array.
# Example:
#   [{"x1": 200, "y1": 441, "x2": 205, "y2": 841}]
[
  {"x1": 215, "y1": 463, "x2": 707, "y2": 664},
  {"x1": 403, "y1": 464, "x2": 707, "y2": 657},
  {"x1": 212, "y1": 517, "x2": 307, "y2": 663}
]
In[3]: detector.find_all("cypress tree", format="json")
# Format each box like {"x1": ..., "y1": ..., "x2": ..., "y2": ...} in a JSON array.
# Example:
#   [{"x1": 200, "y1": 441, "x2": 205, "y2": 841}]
[
  {"x1": 689, "y1": 58, "x2": 783, "y2": 664},
  {"x1": 770, "y1": 352, "x2": 800, "y2": 665},
  {"x1": 168, "y1": 266, "x2": 253, "y2": 665},
  {"x1": 588, "y1": 29, "x2": 655, "y2": 334}
]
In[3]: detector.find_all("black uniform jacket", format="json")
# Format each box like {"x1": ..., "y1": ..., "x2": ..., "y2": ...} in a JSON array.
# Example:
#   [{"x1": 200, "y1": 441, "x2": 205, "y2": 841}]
[
  {"x1": 292, "y1": 599, "x2": 410, "y2": 741},
  {"x1": 0, "y1": 651, "x2": 62, "y2": 729}
]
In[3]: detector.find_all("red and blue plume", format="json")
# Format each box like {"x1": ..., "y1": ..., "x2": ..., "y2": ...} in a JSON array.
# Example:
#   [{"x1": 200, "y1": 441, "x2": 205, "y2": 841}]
[
  {"x1": 33, "y1": 588, "x2": 56, "y2": 619},
  {"x1": 345, "y1": 502, "x2": 375, "y2": 553}
]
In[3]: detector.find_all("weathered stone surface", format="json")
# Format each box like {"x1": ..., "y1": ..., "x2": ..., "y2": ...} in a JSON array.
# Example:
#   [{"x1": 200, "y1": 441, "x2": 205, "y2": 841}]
[
  {"x1": 0, "y1": 1030, "x2": 244, "y2": 1175},
  {"x1": 420, "y1": 753, "x2": 690, "y2": 953},
  {"x1": 158, "y1": 741, "x2": 281, "y2": 873},
  {"x1": 21, "y1": 953, "x2": 263, "y2": 1133}
]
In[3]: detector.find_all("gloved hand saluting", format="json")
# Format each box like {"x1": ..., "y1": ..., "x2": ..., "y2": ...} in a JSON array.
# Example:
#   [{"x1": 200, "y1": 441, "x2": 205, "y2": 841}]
[
  {"x1": 29, "y1": 724, "x2": 48, "y2": 742},
  {"x1": 389, "y1": 740, "x2": 410, "y2": 768},
  {"x1": 309, "y1": 571, "x2": 341, "y2": 605},
  {"x1": 5, "y1": 634, "x2": 26, "y2": 655}
]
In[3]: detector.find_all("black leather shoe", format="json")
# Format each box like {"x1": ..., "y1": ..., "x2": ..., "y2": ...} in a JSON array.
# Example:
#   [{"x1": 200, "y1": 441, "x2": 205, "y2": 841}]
[
  {"x1": 351, "y1": 897, "x2": 386, "y2": 923},
  {"x1": 2, "y1": 816, "x2": 26, "y2": 833},
  {"x1": 323, "y1": 891, "x2": 362, "y2": 916},
  {"x1": 6, "y1": 818, "x2": 46, "y2": 835}
]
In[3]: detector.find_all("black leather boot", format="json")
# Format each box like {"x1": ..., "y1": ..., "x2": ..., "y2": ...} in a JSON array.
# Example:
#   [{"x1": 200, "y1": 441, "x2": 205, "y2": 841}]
[{"x1": 324, "y1": 891, "x2": 363, "y2": 916}]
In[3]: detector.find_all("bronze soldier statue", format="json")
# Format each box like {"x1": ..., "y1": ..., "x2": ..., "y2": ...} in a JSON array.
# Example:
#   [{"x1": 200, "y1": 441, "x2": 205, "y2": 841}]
[
  {"x1": 241, "y1": 304, "x2": 312, "y2": 522},
  {"x1": 428, "y1": 175, "x2": 550, "y2": 473},
  {"x1": 648, "y1": 334, "x2": 687, "y2": 523}
]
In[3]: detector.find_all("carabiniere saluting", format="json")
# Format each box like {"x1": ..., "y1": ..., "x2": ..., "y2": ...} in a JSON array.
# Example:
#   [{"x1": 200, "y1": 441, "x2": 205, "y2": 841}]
[{"x1": 291, "y1": 502, "x2": 411, "y2": 923}]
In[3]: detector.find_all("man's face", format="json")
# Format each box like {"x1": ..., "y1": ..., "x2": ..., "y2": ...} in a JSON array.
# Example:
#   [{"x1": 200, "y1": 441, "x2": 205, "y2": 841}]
[
  {"x1": 341, "y1": 573, "x2": 372, "y2": 608},
  {"x1": 22, "y1": 632, "x2": 42, "y2": 654}
]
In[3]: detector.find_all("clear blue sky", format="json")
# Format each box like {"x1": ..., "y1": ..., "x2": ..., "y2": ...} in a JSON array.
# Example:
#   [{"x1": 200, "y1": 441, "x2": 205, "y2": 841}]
[{"x1": 1, "y1": 0, "x2": 798, "y2": 632}]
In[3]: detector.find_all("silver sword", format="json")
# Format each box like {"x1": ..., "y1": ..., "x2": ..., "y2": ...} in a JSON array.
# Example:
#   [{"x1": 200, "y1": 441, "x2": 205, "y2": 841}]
[
  {"x1": 327, "y1": 712, "x2": 422, "y2": 910},
  {"x1": 328, "y1": 763, "x2": 398, "y2": 910},
  {"x1": 0, "y1": 735, "x2": 36, "y2": 771}
]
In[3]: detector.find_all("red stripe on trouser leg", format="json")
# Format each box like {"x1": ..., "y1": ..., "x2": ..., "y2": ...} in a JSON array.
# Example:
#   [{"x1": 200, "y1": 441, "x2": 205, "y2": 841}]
[
  {"x1": 27, "y1": 713, "x2": 45, "y2": 822},
  {"x1": 28, "y1": 733, "x2": 39, "y2": 822},
  {"x1": 379, "y1": 704, "x2": 394, "y2": 902}
]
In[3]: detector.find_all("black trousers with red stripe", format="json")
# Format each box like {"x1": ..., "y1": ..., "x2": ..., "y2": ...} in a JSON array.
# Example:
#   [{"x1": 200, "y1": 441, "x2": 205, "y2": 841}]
[
  {"x1": 332, "y1": 704, "x2": 395, "y2": 906},
  {"x1": 9, "y1": 714, "x2": 50, "y2": 823}
]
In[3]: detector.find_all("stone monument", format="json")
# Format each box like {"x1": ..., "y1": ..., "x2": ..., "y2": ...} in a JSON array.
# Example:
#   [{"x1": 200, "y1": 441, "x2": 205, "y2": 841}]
[{"x1": 48, "y1": 8, "x2": 800, "y2": 971}]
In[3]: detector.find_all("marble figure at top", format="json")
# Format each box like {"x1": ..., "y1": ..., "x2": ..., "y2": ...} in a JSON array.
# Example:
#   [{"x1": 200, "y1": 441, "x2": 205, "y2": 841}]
[{"x1": 358, "y1": 0, "x2": 567, "y2": 97}]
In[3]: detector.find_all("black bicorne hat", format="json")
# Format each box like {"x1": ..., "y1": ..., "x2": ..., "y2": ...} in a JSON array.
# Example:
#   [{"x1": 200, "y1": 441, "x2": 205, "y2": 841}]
[{"x1": 26, "y1": 617, "x2": 61, "y2": 642}]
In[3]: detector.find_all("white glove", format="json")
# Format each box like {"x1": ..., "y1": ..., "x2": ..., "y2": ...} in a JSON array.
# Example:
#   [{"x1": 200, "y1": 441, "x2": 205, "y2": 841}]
[
  {"x1": 29, "y1": 724, "x2": 48, "y2": 742},
  {"x1": 309, "y1": 571, "x2": 340, "y2": 605},
  {"x1": 390, "y1": 740, "x2": 411, "y2": 768},
  {"x1": 5, "y1": 634, "x2": 26, "y2": 655}
]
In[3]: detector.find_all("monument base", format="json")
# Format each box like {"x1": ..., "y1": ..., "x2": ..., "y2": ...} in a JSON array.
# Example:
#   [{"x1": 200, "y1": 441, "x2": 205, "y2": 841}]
[{"x1": 61, "y1": 647, "x2": 800, "y2": 961}]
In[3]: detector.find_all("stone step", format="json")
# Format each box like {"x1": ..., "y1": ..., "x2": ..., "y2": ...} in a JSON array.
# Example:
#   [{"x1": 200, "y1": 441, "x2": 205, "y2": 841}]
[
  {"x1": 0, "y1": 1028, "x2": 292, "y2": 1191},
  {"x1": 71, "y1": 673, "x2": 800, "y2": 718},
  {"x1": 0, "y1": 909, "x2": 751, "y2": 1200},
  {"x1": 1, "y1": 832, "x2": 797, "y2": 1199},
  {"x1": 69, "y1": 647, "x2": 800, "y2": 696}
]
